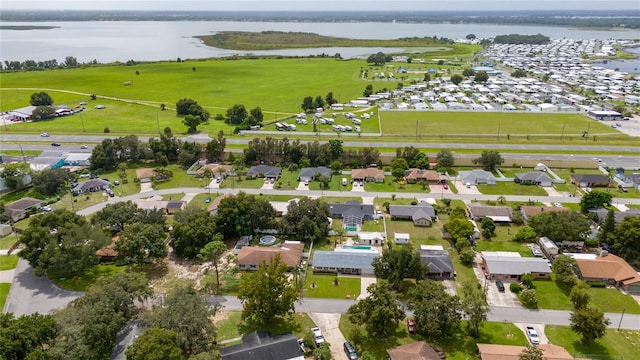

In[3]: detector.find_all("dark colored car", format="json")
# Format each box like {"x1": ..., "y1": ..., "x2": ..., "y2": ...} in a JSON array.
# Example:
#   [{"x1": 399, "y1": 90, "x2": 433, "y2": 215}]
[
  {"x1": 496, "y1": 280, "x2": 505, "y2": 292},
  {"x1": 407, "y1": 319, "x2": 416, "y2": 334},
  {"x1": 51, "y1": 143, "x2": 61, "y2": 147},
  {"x1": 343, "y1": 341, "x2": 358, "y2": 360}
]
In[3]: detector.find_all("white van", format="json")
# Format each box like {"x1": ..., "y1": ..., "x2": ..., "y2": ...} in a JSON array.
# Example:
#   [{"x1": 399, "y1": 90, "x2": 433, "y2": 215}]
[{"x1": 342, "y1": 178, "x2": 347, "y2": 186}]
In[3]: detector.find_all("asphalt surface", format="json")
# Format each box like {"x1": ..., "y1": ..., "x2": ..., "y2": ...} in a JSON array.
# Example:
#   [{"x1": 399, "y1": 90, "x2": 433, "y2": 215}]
[{"x1": 3, "y1": 258, "x2": 83, "y2": 316}]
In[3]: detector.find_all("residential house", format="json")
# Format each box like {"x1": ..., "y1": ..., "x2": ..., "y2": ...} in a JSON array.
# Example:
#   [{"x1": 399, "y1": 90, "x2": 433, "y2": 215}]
[
  {"x1": 520, "y1": 205, "x2": 569, "y2": 221},
  {"x1": 515, "y1": 172, "x2": 553, "y2": 187},
  {"x1": 387, "y1": 341, "x2": 443, "y2": 360},
  {"x1": 195, "y1": 164, "x2": 232, "y2": 178},
  {"x1": 71, "y1": 179, "x2": 110, "y2": 195},
  {"x1": 2, "y1": 197, "x2": 43, "y2": 222},
  {"x1": 351, "y1": 168, "x2": 385, "y2": 183},
  {"x1": 458, "y1": 169, "x2": 496, "y2": 185},
  {"x1": 481, "y1": 251, "x2": 551, "y2": 280},
  {"x1": 620, "y1": 173, "x2": 640, "y2": 190},
  {"x1": 357, "y1": 232, "x2": 385, "y2": 245},
  {"x1": 312, "y1": 250, "x2": 379, "y2": 275},
  {"x1": 589, "y1": 207, "x2": 640, "y2": 224},
  {"x1": 394, "y1": 232, "x2": 410, "y2": 244},
  {"x1": 133, "y1": 197, "x2": 186, "y2": 215},
  {"x1": 237, "y1": 241, "x2": 304, "y2": 271},
  {"x1": 220, "y1": 331, "x2": 304, "y2": 360},
  {"x1": 467, "y1": 203, "x2": 513, "y2": 223},
  {"x1": 246, "y1": 165, "x2": 282, "y2": 180},
  {"x1": 327, "y1": 201, "x2": 374, "y2": 230},
  {"x1": 136, "y1": 168, "x2": 156, "y2": 183},
  {"x1": 575, "y1": 253, "x2": 640, "y2": 293},
  {"x1": 538, "y1": 237, "x2": 559, "y2": 258},
  {"x1": 570, "y1": 174, "x2": 610, "y2": 188},
  {"x1": 389, "y1": 201, "x2": 437, "y2": 227},
  {"x1": 0, "y1": 224, "x2": 13, "y2": 238},
  {"x1": 207, "y1": 193, "x2": 234, "y2": 215},
  {"x1": 403, "y1": 169, "x2": 445, "y2": 184},
  {"x1": 419, "y1": 245, "x2": 455, "y2": 279},
  {"x1": 298, "y1": 166, "x2": 332, "y2": 182},
  {"x1": 477, "y1": 343, "x2": 573, "y2": 360}
]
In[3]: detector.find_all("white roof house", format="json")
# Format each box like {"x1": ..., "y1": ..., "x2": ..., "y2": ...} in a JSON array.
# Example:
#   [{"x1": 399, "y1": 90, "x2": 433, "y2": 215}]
[{"x1": 394, "y1": 232, "x2": 410, "y2": 244}]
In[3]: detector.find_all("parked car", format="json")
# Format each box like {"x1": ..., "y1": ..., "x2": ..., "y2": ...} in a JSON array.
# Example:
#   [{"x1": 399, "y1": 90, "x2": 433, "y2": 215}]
[
  {"x1": 311, "y1": 327, "x2": 325, "y2": 346},
  {"x1": 113, "y1": 180, "x2": 120, "y2": 186},
  {"x1": 343, "y1": 341, "x2": 359, "y2": 360},
  {"x1": 496, "y1": 280, "x2": 505, "y2": 292},
  {"x1": 94, "y1": 105, "x2": 106, "y2": 109},
  {"x1": 526, "y1": 326, "x2": 540, "y2": 345},
  {"x1": 407, "y1": 319, "x2": 416, "y2": 334},
  {"x1": 443, "y1": 183, "x2": 449, "y2": 190},
  {"x1": 51, "y1": 143, "x2": 61, "y2": 147},
  {"x1": 40, "y1": 133, "x2": 50, "y2": 137},
  {"x1": 304, "y1": 179, "x2": 309, "y2": 186}
]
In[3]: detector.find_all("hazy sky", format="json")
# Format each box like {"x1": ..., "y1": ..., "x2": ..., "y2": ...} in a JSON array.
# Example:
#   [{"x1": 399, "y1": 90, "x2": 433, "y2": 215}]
[{"x1": 3, "y1": 0, "x2": 639, "y2": 11}]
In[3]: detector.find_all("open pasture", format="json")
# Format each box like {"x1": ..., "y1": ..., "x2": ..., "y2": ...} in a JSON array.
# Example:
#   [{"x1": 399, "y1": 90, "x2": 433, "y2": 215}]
[
  {"x1": 380, "y1": 111, "x2": 623, "y2": 138},
  {"x1": 0, "y1": 58, "x2": 367, "y2": 115}
]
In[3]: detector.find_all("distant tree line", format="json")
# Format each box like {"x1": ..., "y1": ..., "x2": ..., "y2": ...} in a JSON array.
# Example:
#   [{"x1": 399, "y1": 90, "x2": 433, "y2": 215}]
[{"x1": 493, "y1": 33, "x2": 551, "y2": 45}]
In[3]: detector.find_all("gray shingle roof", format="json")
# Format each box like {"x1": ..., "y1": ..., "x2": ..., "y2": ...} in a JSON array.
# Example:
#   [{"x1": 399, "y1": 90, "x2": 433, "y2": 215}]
[
  {"x1": 220, "y1": 331, "x2": 302, "y2": 360},
  {"x1": 515, "y1": 172, "x2": 553, "y2": 182},
  {"x1": 312, "y1": 251, "x2": 379, "y2": 272},
  {"x1": 328, "y1": 201, "x2": 374, "y2": 218},
  {"x1": 246, "y1": 165, "x2": 282, "y2": 178},
  {"x1": 419, "y1": 250, "x2": 454, "y2": 274},
  {"x1": 299, "y1": 167, "x2": 332, "y2": 180},
  {"x1": 389, "y1": 201, "x2": 436, "y2": 219},
  {"x1": 483, "y1": 256, "x2": 551, "y2": 275}
]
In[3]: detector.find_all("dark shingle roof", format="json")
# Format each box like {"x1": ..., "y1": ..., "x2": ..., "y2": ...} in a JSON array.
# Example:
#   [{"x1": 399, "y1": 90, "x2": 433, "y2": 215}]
[
  {"x1": 220, "y1": 331, "x2": 302, "y2": 360},
  {"x1": 246, "y1": 165, "x2": 282, "y2": 178},
  {"x1": 389, "y1": 201, "x2": 436, "y2": 218},
  {"x1": 515, "y1": 172, "x2": 553, "y2": 182},
  {"x1": 571, "y1": 174, "x2": 609, "y2": 183},
  {"x1": 418, "y1": 249, "x2": 454, "y2": 274},
  {"x1": 327, "y1": 201, "x2": 374, "y2": 218},
  {"x1": 299, "y1": 166, "x2": 332, "y2": 180}
]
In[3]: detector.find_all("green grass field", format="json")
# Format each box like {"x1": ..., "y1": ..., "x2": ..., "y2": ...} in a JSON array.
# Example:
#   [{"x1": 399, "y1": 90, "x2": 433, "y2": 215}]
[
  {"x1": 216, "y1": 311, "x2": 316, "y2": 343},
  {"x1": 303, "y1": 274, "x2": 361, "y2": 299},
  {"x1": 0, "y1": 255, "x2": 20, "y2": 271},
  {"x1": 0, "y1": 234, "x2": 19, "y2": 250},
  {"x1": 546, "y1": 326, "x2": 640, "y2": 360},
  {"x1": 379, "y1": 111, "x2": 624, "y2": 138},
  {"x1": 49, "y1": 263, "x2": 128, "y2": 291},
  {"x1": 477, "y1": 181, "x2": 549, "y2": 196},
  {"x1": 0, "y1": 283, "x2": 10, "y2": 311}
]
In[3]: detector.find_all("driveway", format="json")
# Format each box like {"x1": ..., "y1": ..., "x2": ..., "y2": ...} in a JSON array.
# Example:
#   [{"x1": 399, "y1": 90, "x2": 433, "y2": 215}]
[
  {"x1": 260, "y1": 180, "x2": 274, "y2": 190},
  {"x1": 3, "y1": 258, "x2": 82, "y2": 315},
  {"x1": 430, "y1": 184, "x2": 453, "y2": 196},
  {"x1": 309, "y1": 313, "x2": 347, "y2": 359},
  {"x1": 357, "y1": 275, "x2": 377, "y2": 300},
  {"x1": 514, "y1": 323, "x2": 549, "y2": 345},
  {"x1": 544, "y1": 186, "x2": 566, "y2": 197},
  {"x1": 472, "y1": 254, "x2": 521, "y2": 308},
  {"x1": 453, "y1": 181, "x2": 481, "y2": 195},
  {"x1": 180, "y1": 192, "x2": 198, "y2": 203},
  {"x1": 351, "y1": 182, "x2": 365, "y2": 192},
  {"x1": 296, "y1": 181, "x2": 309, "y2": 191},
  {"x1": 207, "y1": 179, "x2": 220, "y2": 189},
  {"x1": 139, "y1": 183, "x2": 153, "y2": 193}
]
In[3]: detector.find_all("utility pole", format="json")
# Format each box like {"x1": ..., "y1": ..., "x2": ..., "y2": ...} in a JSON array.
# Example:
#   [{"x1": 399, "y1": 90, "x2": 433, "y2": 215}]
[
  {"x1": 560, "y1": 123, "x2": 566, "y2": 141},
  {"x1": 618, "y1": 307, "x2": 626, "y2": 330},
  {"x1": 79, "y1": 112, "x2": 86, "y2": 132},
  {"x1": 496, "y1": 121, "x2": 501, "y2": 141},
  {"x1": 156, "y1": 114, "x2": 160, "y2": 134}
]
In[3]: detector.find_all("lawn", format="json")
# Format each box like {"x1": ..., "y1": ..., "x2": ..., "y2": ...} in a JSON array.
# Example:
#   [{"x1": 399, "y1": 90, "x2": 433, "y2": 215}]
[
  {"x1": 49, "y1": 263, "x2": 128, "y2": 291},
  {"x1": 220, "y1": 176, "x2": 265, "y2": 189},
  {"x1": 303, "y1": 274, "x2": 361, "y2": 299},
  {"x1": 373, "y1": 197, "x2": 418, "y2": 207},
  {"x1": 340, "y1": 316, "x2": 527, "y2": 360},
  {"x1": 309, "y1": 174, "x2": 352, "y2": 191},
  {"x1": 364, "y1": 179, "x2": 430, "y2": 193},
  {"x1": 0, "y1": 255, "x2": 20, "y2": 271},
  {"x1": 51, "y1": 191, "x2": 109, "y2": 212},
  {"x1": 477, "y1": 182, "x2": 548, "y2": 196},
  {"x1": 385, "y1": 219, "x2": 443, "y2": 241},
  {"x1": 1, "y1": 57, "x2": 370, "y2": 134},
  {"x1": 273, "y1": 170, "x2": 300, "y2": 190},
  {"x1": 533, "y1": 279, "x2": 640, "y2": 314},
  {"x1": 0, "y1": 283, "x2": 10, "y2": 311},
  {"x1": 474, "y1": 240, "x2": 533, "y2": 257},
  {"x1": 319, "y1": 196, "x2": 362, "y2": 204},
  {"x1": 362, "y1": 219, "x2": 385, "y2": 232},
  {"x1": 0, "y1": 233, "x2": 19, "y2": 250},
  {"x1": 546, "y1": 326, "x2": 640, "y2": 360},
  {"x1": 216, "y1": 311, "x2": 316, "y2": 343},
  {"x1": 379, "y1": 111, "x2": 622, "y2": 138}
]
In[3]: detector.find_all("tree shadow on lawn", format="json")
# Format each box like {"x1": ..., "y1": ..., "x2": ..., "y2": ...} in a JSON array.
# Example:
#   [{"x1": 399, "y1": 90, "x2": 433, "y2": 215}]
[
  {"x1": 569, "y1": 339, "x2": 610, "y2": 357},
  {"x1": 237, "y1": 314, "x2": 307, "y2": 337}
]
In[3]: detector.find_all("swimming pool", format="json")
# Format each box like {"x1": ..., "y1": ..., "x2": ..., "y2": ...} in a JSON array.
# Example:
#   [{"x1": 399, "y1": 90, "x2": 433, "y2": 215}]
[
  {"x1": 259, "y1": 235, "x2": 277, "y2": 245},
  {"x1": 342, "y1": 245, "x2": 372, "y2": 250}
]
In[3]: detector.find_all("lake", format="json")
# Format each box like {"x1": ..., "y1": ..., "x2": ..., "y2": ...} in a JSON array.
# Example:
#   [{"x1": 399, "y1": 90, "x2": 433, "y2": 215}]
[
  {"x1": 597, "y1": 47, "x2": 640, "y2": 74},
  {"x1": 1, "y1": 20, "x2": 640, "y2": 63}
]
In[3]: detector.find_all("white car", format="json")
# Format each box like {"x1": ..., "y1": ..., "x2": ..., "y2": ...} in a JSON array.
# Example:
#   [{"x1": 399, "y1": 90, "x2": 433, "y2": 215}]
[
  {"x1": 553, "y1": 202, "x2": 562, "y2": 207},
  {"x1": 311, "y1": 327, "x2": 325, "y2": 346},
  {"x1": 526, "y1": 326, "x2": 540, "y2": 345},
  {"x1": 40, "y1": 133, "x2": 50, "y2": 137}
]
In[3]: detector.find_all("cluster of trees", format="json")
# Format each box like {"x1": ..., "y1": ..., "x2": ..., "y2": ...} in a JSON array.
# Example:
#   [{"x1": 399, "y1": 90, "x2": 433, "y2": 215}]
[
  {"x1": 598, "y1": 211, "x2": 640, "y2": 266},
  {"x1": 528, "y1": 211, "x2": 590, "y2": 246},
  {"x1": 19, "y1": 209, "x2": 110, "y2": 276},
  {"x1": 281, "y1": 197, "x2": 330, "y2": 242},
  {"x1": 224, "y1": 104, "x2": 264, "y2": 131},
  {"x1": 366, "y1": 51, "x2": 393, "y2": 66},
  {"x1": 473, "y1": 150, "x2": 504, "y2": 171},
  {"x1": 0, "y1": 162, "x2": 31, "y2": 191},
  {"x1": 89, "y1": 133, "x2": 226, "y2": 171},
  {"x1": 242, "y1": 137, "x2": 377, "y2": 169},
  {"x1": 176, "y1": 98, "x2": 210, "y2": 133},
  {"x1": 493, "y1": 33, "x2": 551, "y2": 45},
  {"x1": 579, "y1": 190, "x2": 613, "y2": 212},
  {"x1": 0, "y1": 164, "x2": 75, "y2": 195},
  {"x1": 347, "y1": 280, "x2": 489, "y2": 341},
  {"x1": 301, "y1": 92, "x2": 337, "y2": 112},
  {"x1": 2, "y1": 56, "x2": 79, "y2": 71}
]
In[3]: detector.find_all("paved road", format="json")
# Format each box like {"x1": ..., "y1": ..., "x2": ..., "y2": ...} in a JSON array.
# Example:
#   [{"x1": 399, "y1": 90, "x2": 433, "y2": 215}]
[
  {"x1": 5, "y1": 260, "x2": 640, "y2": 330},
  {"x1": 3, "y1": 258, "x2": 82, "y2": 316}
]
